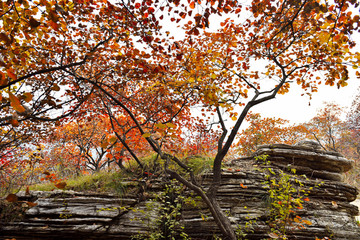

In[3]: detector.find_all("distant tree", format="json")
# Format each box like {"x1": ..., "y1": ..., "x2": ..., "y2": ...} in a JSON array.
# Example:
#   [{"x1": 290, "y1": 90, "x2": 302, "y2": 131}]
[
  {"x1": 303, "y1": 103, "x2": 344, "y2": 152},
  {"x1": 236, "y1": 112, "x2": 308, "y2": 156}
]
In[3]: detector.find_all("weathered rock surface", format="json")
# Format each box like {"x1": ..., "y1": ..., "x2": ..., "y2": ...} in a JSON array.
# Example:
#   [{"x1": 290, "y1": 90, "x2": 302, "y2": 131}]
[{"x1": 1, "y1": 142, "x2": 359, "y2": 239}]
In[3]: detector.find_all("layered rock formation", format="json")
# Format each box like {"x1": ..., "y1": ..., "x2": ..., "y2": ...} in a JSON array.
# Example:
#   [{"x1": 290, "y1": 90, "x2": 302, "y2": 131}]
[{"x1": 1, "y1": 141, "x2": 359, "y2": 239}]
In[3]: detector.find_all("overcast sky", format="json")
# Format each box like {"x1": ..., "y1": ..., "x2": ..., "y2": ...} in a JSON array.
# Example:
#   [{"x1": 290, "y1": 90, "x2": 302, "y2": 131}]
[{"x1": 252, "y1": 77, "x2": 360, "y2": 124}]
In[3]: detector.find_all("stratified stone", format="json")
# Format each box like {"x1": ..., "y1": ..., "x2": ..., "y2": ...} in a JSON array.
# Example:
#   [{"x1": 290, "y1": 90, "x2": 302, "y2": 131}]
[
  {"x1": 1, "y1": 141, "x2": 359, "y2": 240},
  {"x1": 255, "y1": 142, "x2": 353, "y2": 174}
]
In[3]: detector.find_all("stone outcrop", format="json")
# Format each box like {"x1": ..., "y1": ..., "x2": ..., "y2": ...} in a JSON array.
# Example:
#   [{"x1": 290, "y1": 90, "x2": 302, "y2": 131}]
[{"x1": 1, "y1": 141, "x2": 359, "y2": 239}]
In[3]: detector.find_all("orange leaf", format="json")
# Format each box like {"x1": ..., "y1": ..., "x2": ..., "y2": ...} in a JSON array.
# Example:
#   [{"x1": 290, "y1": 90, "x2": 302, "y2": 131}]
[
  {"x1": 7, "y1": 69, "x2": 17, "y2": 80},
  {"x1": 55, "y1": 182, "x2": 67, "y2": 189},
  {"x1": 10, "y1": 118, "x2": 19, "y2": 127},
  {"x1": 240, "y1": 183, "x2": 248, "y2": 189},
  {"x1": 26, "y1": 201, "x2": 38, "y2": 207},
  {"x1": 25, "y1": 186, "x2": 30, "y2": 195},
  {"x1": 0, "y1": 71, "x2": 7, "y2": 86},
  {"x1": 49, "y1": 20, "x2": 59, "y2": 31},
  {"x1": 23, "y1": 92, "x2": 33, "y2": 102},
  {"x1": 101, "y1": 141, "x2": 108, "y2": 148},
  {"x1": 9, "y1": 92, "x2": 26, "y2": 113},
  {"x1": 51, "y1": 84, "x2": 60, "y2": 91},
  {"x1": 190, "y1": 1, "x2": 195, "y2": 9},
  {"x1": 5, "y1": 193, "x2": 18, "y2": 203}
]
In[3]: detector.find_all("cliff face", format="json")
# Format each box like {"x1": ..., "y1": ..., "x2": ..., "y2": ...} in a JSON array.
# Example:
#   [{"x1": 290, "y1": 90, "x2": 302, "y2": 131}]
[{"x1": 1, "y1": 141, "x2": 359, "y2": 239}]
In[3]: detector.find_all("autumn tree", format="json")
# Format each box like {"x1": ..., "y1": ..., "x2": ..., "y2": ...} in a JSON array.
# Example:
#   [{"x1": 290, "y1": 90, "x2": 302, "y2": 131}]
[
  {"x1": 236, "y1": 112, "x2": 308, "y2": 156},
  {"x1": 340, "y1": 91, "x2": 360, "y2": 187},
  {"x1": 344, "y1": 90, "x2": 360, "y2": 159},
  {"x1": 303, "y1": 102, "x2": 345, "y2": 151},
  {"x1": 1, "y1": 0, "x2": 360, "y2": 239}
]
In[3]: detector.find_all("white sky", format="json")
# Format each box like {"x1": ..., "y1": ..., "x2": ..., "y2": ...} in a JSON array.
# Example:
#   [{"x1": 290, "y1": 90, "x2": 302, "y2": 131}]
[{"x1": 252, "y1": 76, "x2": 360, "y2": 124}]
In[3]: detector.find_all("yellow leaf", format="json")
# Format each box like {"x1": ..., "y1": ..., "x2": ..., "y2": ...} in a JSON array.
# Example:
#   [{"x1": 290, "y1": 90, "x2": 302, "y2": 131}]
[
  {"x1": 166, "y1": 122, "x2": 176, "y2": 128},
  {"x1": 109, "y1": 136, "x2": 117, "y2": 143},
  {"x1": 210, "y1": 73, "x2": 217, "y2": 79},
  {"x1": 155, "y1": 123, "x2": 167, "y2": 129},
  {"x1": 142, "y1": 132, "x2": 151, "y2": 138},
  {"x1": 302, "y1": 219, "x2": 312, "y2": 225},
  {"x1": 231, "y1": 116, "x2": 237, "y2": 121}
]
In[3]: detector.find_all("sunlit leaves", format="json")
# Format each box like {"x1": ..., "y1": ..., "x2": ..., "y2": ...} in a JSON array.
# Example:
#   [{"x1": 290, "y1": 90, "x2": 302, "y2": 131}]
[{"x1": 9, "y1": 93, "x2": 25, "y2": 113}]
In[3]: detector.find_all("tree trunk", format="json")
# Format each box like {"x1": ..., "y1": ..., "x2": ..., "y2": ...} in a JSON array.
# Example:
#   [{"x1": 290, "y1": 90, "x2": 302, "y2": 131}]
[{"x1": 207, "y1": 194, "x2": 237, "y2": 240}]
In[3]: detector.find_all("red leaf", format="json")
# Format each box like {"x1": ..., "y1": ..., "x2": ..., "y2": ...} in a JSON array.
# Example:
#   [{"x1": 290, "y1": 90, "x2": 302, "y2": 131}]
[
  {"x1": 176, "y1": 53, "x2": 183, "y2": 60},
  {"x1": 55, "y1": 182, "x2": 67, "y2": 189},
  {"x1": 135, "y1": 3, "x2": 141, "y2": 9},
  {"x1": 6, "y1": 194, "x2": 18, "y2": 203}
]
